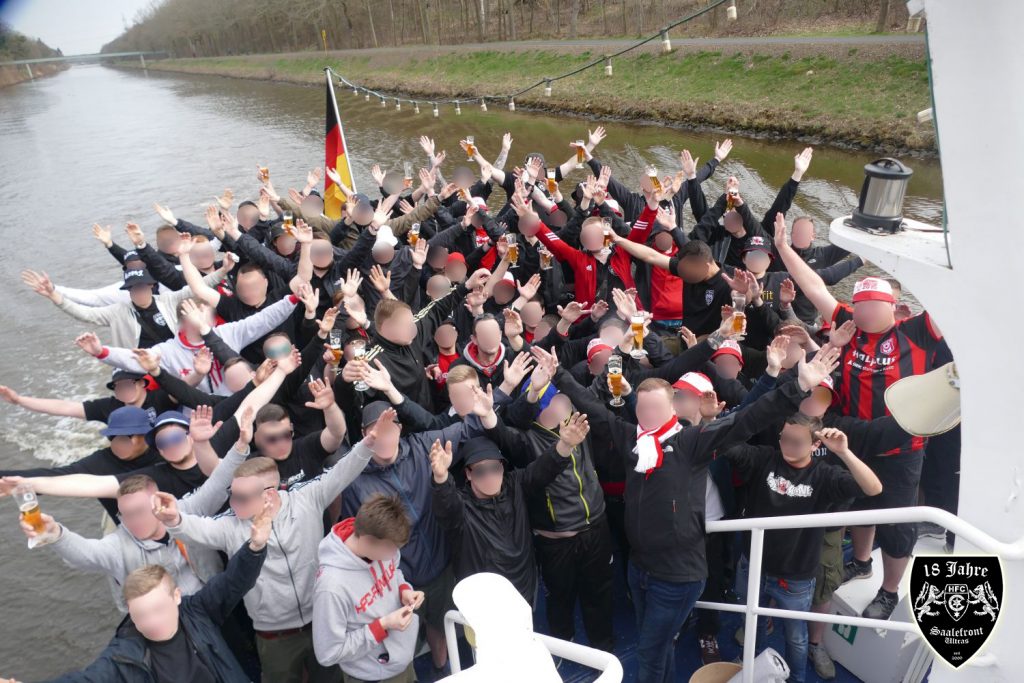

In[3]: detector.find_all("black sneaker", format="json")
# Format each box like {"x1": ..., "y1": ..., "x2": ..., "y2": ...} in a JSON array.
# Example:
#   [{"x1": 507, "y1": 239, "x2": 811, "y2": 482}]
[
  {"x1": 863, "y1": 588, "x2": 899, "y2": 620},
  {"x1": 918, "y1": 522, "x2": 946, "y2": 539},
  {"x1": 699, "y1": 636, "x2": 722, "y2": 665},
  {"x1": 841, "y1": 558, "x2": 873, "y2": 584}
]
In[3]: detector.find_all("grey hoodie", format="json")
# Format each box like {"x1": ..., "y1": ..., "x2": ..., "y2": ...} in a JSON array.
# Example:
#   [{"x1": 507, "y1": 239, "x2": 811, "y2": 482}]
[
  {"x1": 312, "y1": 518, "x2": 418, "y2": 679},
  {"x1": 44, "y1": 444, "x2": 248, "y2": 612},
  {"x1": 167, "y1": 440, "x2": 372, "y2": 631}
]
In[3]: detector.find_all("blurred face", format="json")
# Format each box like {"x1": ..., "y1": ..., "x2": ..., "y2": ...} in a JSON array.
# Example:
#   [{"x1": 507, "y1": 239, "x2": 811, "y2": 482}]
[
  {"x1": 713, "y1": 354, "x2": 743, "y2": 381},
  {"x1": 544, "y1": 394, "x2": 572, "y2": 425},
  {"x1": 191, "y1": 243, "x2": 216, "y2": 271},
  {"x1": 235, "y1": 269, "x2": 269, "y2": 306},
  {"x1": 364, "y1": 419, "x2": 402, "y2": 465},
  {"x1": 254, "y1": 418, "x2": 295, "y2": 461},
  {"x1": 444, "y1": 262, "x2": 467, "y2": 284},
  {"x1": 383, "y1": 176, "x2": 403, "y2": 196},
  {"x1": 263, "y1": 335, "x2": 292, "y2": 362},
  {"x1": 434, "y1": 324, "x2": 457, "y2": 350},
  {"x1": 599, "y1": 325, "x2": 626, "y2": 347},
  {"x1": 672, "y1": 389, "x2": 701, "y2": 423},
  {"x1": 493, "y1": 283, "x2": 516, "y2": 305},
  {"x1": 380, "y1": 308, "x2": 416, "y2": 346},
  {"x1": 113, "y1": 379, "x2": 147, "y2": 405},
  {"x1": 790, "y1": 218, "x2": 815, "y2": 249},
  {"x1": 301, "y1": 195, "x2": 324, "y2": 216},
  {"x1": 119, "y1": 489, "x2": 162, "y2": 540},
  {"x1": 587, "y1": 349, "x2": 612, "y2": 375},
  {"x1": 742, "y1": 251, "x2": 771, "y2": 275},
  {"x1": 723, "y1": 210, "x2": 745, "y2": 237},
  {"x1": 520, "y1": 301, "x2": 543, "y2": 328},
  {"x1": 127, "y1": 578, "x2": 181, "y2": 642},
  {"x1": 428, "y1": 274, "x2": 454, "y2": 299},
  {"x1": 372, "y1": 245, "x2": 395, "y2": 265},
  {"x1": 779, "y1": 422, "x2": 819, "y2": 465},
  {"x1": 352, "y1": 203, "x2": 374, "y2": 226},
  {"x1": 355, "y1": 533, "x2": 400, "y2": 562},
  {"x1": 472, "y1": 319, "x2": 503, "y2": 355},
  {"x1": 535, "y1": 318, "x2": 554, "y2": 341},
  {"x1": 156, "y1": 231, "x2": 180, "y2": 254},
  {"x1": 675, "y1": 255, "x2": 709, "y2": 284},
  {"x1": 274, "y1": 234, "x2": 297, "y2": 256},
  {"x1": 224, "y1": 363, "x2": 255, "y2": 393},
  {"x1": 653, "y1": 231, "x2": 674, "y2": 252},
  {"x1": 228, "y1": 474, "x2": 278, "y2": 520},
  {"x1": 636, "y1": 388, "x2": 675, "y2": 431},
  {"x1": 448, "y1": 380, "x2": 479, "y2": 416},
  {"x1": 154, "y1": 426, "x2": 192, "y2": 466},
  {"x1": 110, "y1": 434, "x2": 148, "y2": 460},
  {"x1": 518, "y1": 215, "x2": 540, "y2": 238},
  {"x1": 799, "y1": 387, "x2": 833, "y2": 417},
  {"x1": 453, "y1": 168, "x2": 475, "y2": 189},
  {"x1": 311, "y1": 240, "x2": 334, "y2": 270},
  {"x1": 128, "y1": 284, "x2": 154, "y2": 309},
  {"x1": 428, "y1": 248, "x2": 449, "y2": 271},
  {"x1": 237, "y1": 204, "x2": 259, "y2": 230},
  {"x1": 580, "y1": 220, "x2": 605, "y2": 253},
  {"x1": 852, "y1": 300, "x2": 896, "y2": 334},
  {"x1": 466, "y1": 459, "x2": 504, "y2": 498}
]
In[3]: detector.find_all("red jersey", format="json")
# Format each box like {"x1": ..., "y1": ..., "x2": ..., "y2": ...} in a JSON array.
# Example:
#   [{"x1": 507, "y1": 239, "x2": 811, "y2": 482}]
[
  {"x1": 434, "y1": 351, "x2": 460, "y2": 389},
  {"x1": 832, "y1": 304, "x2": 943, "y2": 453},
  {"x1": 650, "y1": 245, "x2": 684, "y2": 320}
]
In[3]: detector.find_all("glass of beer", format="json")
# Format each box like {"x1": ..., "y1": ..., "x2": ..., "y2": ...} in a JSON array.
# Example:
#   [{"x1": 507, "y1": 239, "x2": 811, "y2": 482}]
[
  {"x1": 630, "y1": 313, "x2": 647, "y2": 359},
  {"x1": 730, "y1": 292, "x2": 747, "y2": 335},
  {"x1": 726, "y1": 188, "x2": 738, "y2": 211},
  {"x1": 259, "y1": 166, "x2": 270, "y2": 182},
  {"x1": 546, "y1": 168, "x2": 558, "y2": 194},
  {"x1": 15, "y1": 483, "x2": 45, "y2": 535},
  {"x1": 409, "y1": 223, "x2": 420, "y2": 246},
  {"x1": 403, "y1": 162, "x2": 414, "y2": 189},
  {"x1": 601, "y1": 224, "x2": 613, "y2": 256},
  {"x1": 505, "y1": 233, "x2": 519, "y2": 269},
  {"x1": 539, "y1": 245, "x2": 553, "y2": 270},
  {"x1": 282, "y1": 211, "x2": 294, "y2": 236},
  {"x1": 607, "y1": 355, "x2": 625, "y2": 407},
  {"x1": 328, "y1": 331, "x2": 342, "y2": 366},
  {"x1": 646, "y1": 166, "x2": 662, "y2": 194},
  {"x1": 465, "y1": 136, "x2": 476, "y2": 160},
  {"x1": 351, "y1": 341, "x2": 369, "y2": 392},
  {"x1": 575, "y1": 140, "x2": 586, "y2": 169}
]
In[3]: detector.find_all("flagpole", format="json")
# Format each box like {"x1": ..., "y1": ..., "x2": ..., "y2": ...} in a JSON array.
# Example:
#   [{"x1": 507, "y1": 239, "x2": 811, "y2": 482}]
[{"x1": 324, "y1": 68, "x2": 357, "y2": 196}]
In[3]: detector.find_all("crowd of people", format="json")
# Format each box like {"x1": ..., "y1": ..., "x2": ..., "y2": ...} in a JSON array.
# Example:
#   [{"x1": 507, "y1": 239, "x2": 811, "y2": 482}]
[{"x1": 0, "y1": 126, "x2": 959, "y2": 683}]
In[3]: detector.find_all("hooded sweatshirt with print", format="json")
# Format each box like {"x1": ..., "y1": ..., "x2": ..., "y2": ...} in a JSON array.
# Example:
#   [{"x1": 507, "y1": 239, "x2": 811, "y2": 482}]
[{"x1": 312, "y1": 518, "x2": 418, "y2": 679}]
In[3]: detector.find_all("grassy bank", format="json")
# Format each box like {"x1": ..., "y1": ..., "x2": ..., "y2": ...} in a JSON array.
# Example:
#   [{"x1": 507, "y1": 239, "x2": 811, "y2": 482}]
[
  {"x1": 0, "y1": 62, "x2": 67, "y2": 88},
  {"x1": 127, "y1": 43, "x2": 934, "y2": 152}
]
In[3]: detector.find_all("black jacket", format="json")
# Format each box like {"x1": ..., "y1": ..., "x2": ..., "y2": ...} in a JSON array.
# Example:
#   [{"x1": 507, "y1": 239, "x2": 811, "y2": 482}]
[
  {"x1": 553, "y1": 372, "x2": 809, "y2": 583},
  {"x1": 431, "y1": 445, "x2": 571, "y2": 602},
  {"x1": 46, "y1": 542, "x2": 267, "y2": 682}
]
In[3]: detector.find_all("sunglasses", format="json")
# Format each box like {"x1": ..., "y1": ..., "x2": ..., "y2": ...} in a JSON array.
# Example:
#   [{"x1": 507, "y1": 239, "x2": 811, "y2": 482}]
[
  {"x1": 261, "y1": 429, "x2": 294, "y2": 445},
  {"x1": 154, "y1": 430, "x2": 189, "y2": 450},
  {"x1": 469, "y1": 461, "x2": 504, "y2": 476},
  {"x1": 265, "y1": 343, "x2": 292, "y2": 360},
  {"x1": 228, "y1": 485, "x2": 276, "y2": 505}
]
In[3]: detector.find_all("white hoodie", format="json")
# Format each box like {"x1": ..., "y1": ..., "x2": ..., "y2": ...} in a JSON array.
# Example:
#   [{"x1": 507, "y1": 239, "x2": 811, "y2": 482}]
[{"x1": 312, "y1": 518, "x2": 418, "y2": 680}]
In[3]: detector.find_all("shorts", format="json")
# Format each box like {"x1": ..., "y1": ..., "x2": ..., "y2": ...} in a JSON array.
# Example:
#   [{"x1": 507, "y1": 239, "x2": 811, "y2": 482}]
[
  {"x1": 417, "y1": 563, "x2": 456, "y2": 631},
  {"x1": 814, "y1": 529, "x2": 844, "y2": 605},
  {"x1": 848, "y1": 452, "x2": 924, "y2": 558}
]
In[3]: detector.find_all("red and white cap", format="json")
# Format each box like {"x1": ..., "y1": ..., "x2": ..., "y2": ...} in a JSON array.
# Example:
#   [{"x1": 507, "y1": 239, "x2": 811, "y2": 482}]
[
  {"x1": 852, "y1": 277, "x2": 895, "y2": 304},
  {"x1": 586, "y1": 339, "x2": 613, "y2": 364},
  {"x1": 672, "y1": 372, "x2": 714, "y2": 397},
  {"x1": 495, "y1": 272, "x2": 516, "y2": 289},
  {"x1": 711, "y1": 339, "x2": 744, "y2": 365},
  {"x1": 815, "y1": 374, "x2": 838, "y2": 401},
  {"x1": 604, "y1": 198, "x2": 622, "y2": 216},
  {"x1": 471, "y1": 197, "x2": 489, "y2": 212}
]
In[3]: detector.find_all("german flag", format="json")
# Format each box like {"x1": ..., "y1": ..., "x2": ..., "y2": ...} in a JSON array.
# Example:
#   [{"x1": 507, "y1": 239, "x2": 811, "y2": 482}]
[{"x1": 324, "y1": 70, "x2": 356, "y2": 220}]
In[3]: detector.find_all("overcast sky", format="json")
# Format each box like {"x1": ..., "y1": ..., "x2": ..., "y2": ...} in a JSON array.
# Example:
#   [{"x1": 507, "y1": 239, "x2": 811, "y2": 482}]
[{"x1": 2, "y1": 0, "x2": 157, "y2": 54}]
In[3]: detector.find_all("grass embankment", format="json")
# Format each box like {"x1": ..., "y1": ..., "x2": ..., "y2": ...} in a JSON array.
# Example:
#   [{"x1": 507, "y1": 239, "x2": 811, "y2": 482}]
[
  {"x1": 128, "y1": 44, "x2": 934, "y2": 152},
  {"x1": 0, "y1": 62, "x2": 67, "y2": 88}
]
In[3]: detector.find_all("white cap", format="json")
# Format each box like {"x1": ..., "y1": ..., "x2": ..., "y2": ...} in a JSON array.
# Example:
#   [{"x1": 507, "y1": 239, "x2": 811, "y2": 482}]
[
  {"x1": 884, "y1": 362, "x2": 961, "y2": 437},
  {"x1": 373, "y1": 225, "x2": 398, "y2": 250}
]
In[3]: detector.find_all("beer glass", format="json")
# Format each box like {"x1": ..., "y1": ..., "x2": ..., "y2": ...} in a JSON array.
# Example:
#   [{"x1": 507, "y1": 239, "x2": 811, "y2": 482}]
[
  {"x1": 575, "y1": 140, "x2": 586, "y2": 169},
  {"x1": 352, "y1": 341, "x2": 369, "y2": 392},
  {"x1": 14, "y1": 483, "x2": 45, "y2": 535},
  {"x1": 409, "y1": 223, "x2": 420, "y2": 246},
  {"x1": 726, "y1": 188, "x2": 738, "y2": 211},
  {"x1": 282, "y1": 211, "x2": 294, "y2": 236},
  {"x1": 506, "y1": 233, "x2": 519, "y2": 269},
  {"x1": 646, "y1": 166, "x2": 662, "y2": 193},
  {"x1": 403, "y1": 162, "x2": 414, "y2": 189},
  {"x1": 328, "y1": 331, "x2": 342, "y2": 366},
  {"x1": 259, "y1": 166, "x2": 270, "y2": 182},
  {"x1": 607, "y1": 355, "x2": 625, "y2": 407},
  {"x1": 465, "y1": 136, "x2": 476, "y2": 160},
  {"x1": 546, "y1": 169, "x2": 558, "y2": 194},
  {"x1": 539, "y1": 245, "x2": 553, "y2": 270},
  {"x1": 600, "y1": 224, "x2": 613, "y2": 256},
  {"x1": 730, "y1": 292, "x2": 747, "y2": 335},
  {"x1": 630, "y1": 313, "x2": 647, "y2": 359}
]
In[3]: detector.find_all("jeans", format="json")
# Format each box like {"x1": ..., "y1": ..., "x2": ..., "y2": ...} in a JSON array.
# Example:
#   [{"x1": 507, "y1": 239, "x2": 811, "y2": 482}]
[
  {"x1": 627, "y1": 561, "x2": 705, "y2": 683},
  {"x1": 735, "y1": 555, "x2": 816, "y2": 683}
]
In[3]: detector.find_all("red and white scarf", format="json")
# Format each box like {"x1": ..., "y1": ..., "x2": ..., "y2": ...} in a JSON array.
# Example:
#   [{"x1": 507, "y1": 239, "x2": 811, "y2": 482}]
[{"x1": 633, "y1": 417, "x2": 683, "y2": 476}]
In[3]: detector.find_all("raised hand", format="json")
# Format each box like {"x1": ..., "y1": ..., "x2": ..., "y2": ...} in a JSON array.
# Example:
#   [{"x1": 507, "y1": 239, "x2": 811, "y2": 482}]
[
  {"x1": 828, "y1": 320, "x2": 857, "y2": 349},
  {"x1": 418, "y1": 135, "x2": 435, "y2": 157},
  {"x1": 338, "y1": 268, "x2": 364, "y2": 299},
  {"x1": 189, "y1": 405, "x2": 221, "y2": 443},
  {"x1": 253, "y1": 359, "x2": 276, "y2": 386},
  {"x1": 398, "y1": 199, "x2": 415, "y2": 215},
  {"x1": 368, "y1": 265, "x2": 392, "y2": 294},
  {"x1": 516, "y1": 273, "x2": 542, "y2": 301},
  {"x1": 611, "y1": 288, "x2": 638, "y2": 319},
  {"x1": 363, "y1": 359, "x2": 395, "y2": 393},
  {"x1": 777, "y1": 324, "x2": 814, "y2": 350},
  {"x1": 699, "y1": 390, "x2": 726, "y2": 420},
  {"x1": 530, "y1": 345, "x2": 560, "y2": 380},
  {"x1": 502, "y1": 308, "x2": 525, "y2": 339},
  {"x1": 774, "y1": 211, "x2": 788, "y2": 246},
  {"x1": 793, "y1": 147, "x2": 814, "y2": 181},
  {"x1": 306, "y1": 167, "x2": 323, "y2": 189},
  {"x1": 151, "y1": 491, "x2": 180, "y2": 526},
  {"x1": 588, "y1": 126, "x2": 607, "y2": 149},
  {"x1": 364, "y1": 407, "x2": 397, "y2": 448},
  {"x1": 679, "y1": 326, "x2": 698, "y2": 349},
  {"x1": 797, "y1": 345, "x2": 841, "y2": 393},
  {"x1": 558, "y1": 412, "x2": 591, "y2": 448},
  {"x1": 430, "y1": 438, "x2": 453, "y2": 483},
  {"x1": 193, "y1": 347, "x2": 213, "y2": 377},
  {"x1": 765, "y1": 334, "x2": 790, "y2": 374},
  {"x1": 370, "y1": 164, "x2": 386, "y2": 187},
  {"x1": 589, "y1": 299, "x2": 609, "y2": 322},
  {"x1": 92, "y1": 223, "x2": 113, "y2": 248},
  {"x1": 556, "y1": 301, "x2": 590, "y2": 324},
  {"x1": 124, "y1": 222, "x2": 146, "y2": 248},
  {"x1": 153, "y1": 202, "x2": 176, "y2": 225},
  {"x1": 316, "y1": 306, "x2": 340, "y2": 337},
  {"x1": 303, "y1": 378, "x2": 336, "y2": 411},
  {"x1": 180, "y1": 298, "x2": 209, "y2": 330},
  {"x1": 75, "y1": 332, "x2": 103, "y2": 356},
  {"x1": 237, "y1": 405, "x2": 256, "y2": 446},
  {"x1": 292, "y1": 220, "x2": 314, "y2": 244},
  {"x1": 0, "y1": 385, "x2": 20, "y2": 406},
  {"x1": 20, "y1": 269, "x2": 57, "y2": 301},
  {"x1": 276, "y1": 347, "x2": 301, "y2": 375},
  {"x1": 215, "y1": 189, "x2": 234, "y2": 210},
  {"x1": 465, "y1": 268, "x2": 491, "y2": 291},
  {"x1": 257, "y1": 191, "x2": 271, "y2": 219},
  {"x1": 249, "y1": 498, "x2": 273, "y2": 551},
  {"x1": 814, "y1": 427, "x2": 849, "y2": 454},
  {"x1": 714, "y1": 139, "x2": 733, "y2": 162},
  {"x1": 410, "y1": 236, "x2": 428, "y2": 269},
  {"x1": 502, "y1": 350, "x2": 534, "y2": 388},
  {"x1": 471, "y1": 384, "x2": 495, "y2": 417},
  {"x1": 779, "y1": 278, "x2": 797, "y2": 307},
  {"x1": 205, "y1": 205, "x2": 224, "y2": 238},
  {"x1": 680, "y1": 149, "x2": 699, "y2": 179},
  {"x1": 501, "y1": 132, "x2": 514, "y2": 150}
]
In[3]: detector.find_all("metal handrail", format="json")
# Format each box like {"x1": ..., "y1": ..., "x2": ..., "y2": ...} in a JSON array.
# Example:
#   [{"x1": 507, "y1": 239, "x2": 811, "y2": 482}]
[
  {"x1": 701, "y1": 505, "x2": 1022, "y2": 682},
  {"x1": 443, "y1": 609, "x2": 623, "y2": 681}
]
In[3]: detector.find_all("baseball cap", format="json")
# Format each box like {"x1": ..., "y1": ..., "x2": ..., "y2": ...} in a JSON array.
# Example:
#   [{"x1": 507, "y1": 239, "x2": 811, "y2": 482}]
[
  {"x1": 446, "y1": 252, "x2": 466, "y2": 266},
  {"x1": 672, "y1": 372, "x2": 714, "y2": 397},
  {"x1": 373, "y1": 226, "x2": 398, "y2": 250},
  {"x1": 120, "y1": 268, "x2": 157, "y2": 290},
  {"x1": 361, "y1": 401, "x2": 399, "y2": 429},
  {"x1": 106, "y1": 369, "x2": 148, "y2": 390},
  {"x1": 884, "y1": 361, "x2": 961, "y2": 437},
  {"x1": 352, "y1": 193, "x2": 373, "y2": 208},
  {"x1": 604, "y1": 198, "x2": 623, "y2": 217},
  {"x1": 742, "y1": 235, "x2": 773, "y2": 257},
  {"x1": 462, "y1": 436, "x2": 505, "y2": 467},
  {"x1": 852, "y1": 277, "x2": 896, "y2": 304},
  {"x1": 586, "y1": 339, "x2": 614, "y2": 364},
  {"x1": 122, "y1": 250, "x2": 143, "y2": 264},
  {"x1": 711, "y1": 340, "x2": 744, "y2": 366},
  {"x1": 145, "y1": 410, "x2": 191, "y2": 447},
  {"x1": 471, "y1": 197, "x2": 489, "y2": 213},
  {"x1": 100, "y1": 406, "x2": 153, "y2": 438},
  {"x1": 495, "y1": 272, "x2": 516, "y2": 290}
]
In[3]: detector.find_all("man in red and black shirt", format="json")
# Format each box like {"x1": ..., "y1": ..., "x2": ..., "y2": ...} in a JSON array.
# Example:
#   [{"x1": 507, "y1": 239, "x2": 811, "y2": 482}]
[{"x1": 774, "y1": 214, "x2": 944, "y2": 621}]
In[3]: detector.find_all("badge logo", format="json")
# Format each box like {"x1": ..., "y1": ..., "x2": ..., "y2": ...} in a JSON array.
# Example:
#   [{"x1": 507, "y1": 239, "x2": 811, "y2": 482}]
[
  {"x1": 705, "y1": 289, "x2": 714, "y2": 306},
  {"x1": 880, "y1": 338, "x2": 895, "y2": 355},
  {"x1": 153, "y1": 313, "x2": 166, "y2": 327},
  {"x1": 910, "y1": 556, "x2": 1002, "y2": 668}
]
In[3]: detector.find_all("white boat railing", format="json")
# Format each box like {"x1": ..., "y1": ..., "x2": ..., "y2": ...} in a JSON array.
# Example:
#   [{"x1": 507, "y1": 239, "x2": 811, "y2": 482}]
[{"x1": 700, "y1": 505, "x2": 1024, "y2": 683}]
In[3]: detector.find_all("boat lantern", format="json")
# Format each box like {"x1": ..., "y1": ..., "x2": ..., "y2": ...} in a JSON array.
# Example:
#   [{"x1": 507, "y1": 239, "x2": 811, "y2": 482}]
[{"x1": 851, "y1": 158, "x2": 913, "y2": 233}]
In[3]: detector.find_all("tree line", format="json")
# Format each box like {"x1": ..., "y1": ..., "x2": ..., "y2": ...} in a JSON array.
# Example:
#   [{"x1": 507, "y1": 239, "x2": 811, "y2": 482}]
[{"x1": 0, "y1": 22, "x2": 62, "y2": 61}]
